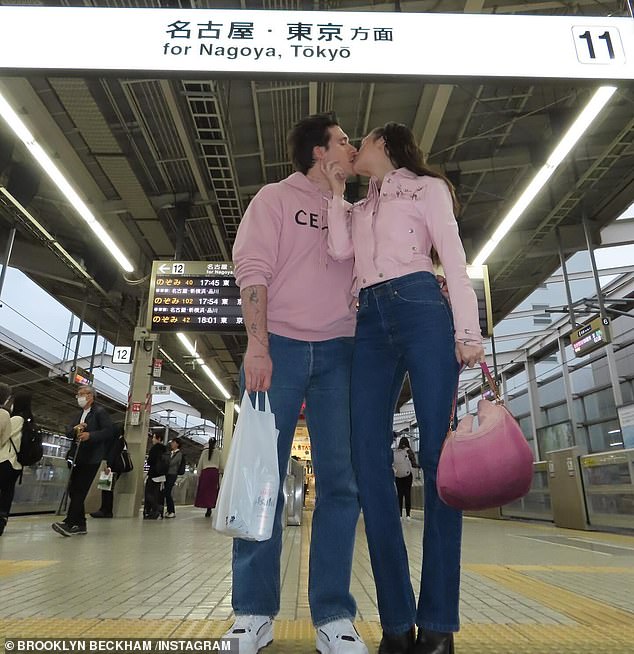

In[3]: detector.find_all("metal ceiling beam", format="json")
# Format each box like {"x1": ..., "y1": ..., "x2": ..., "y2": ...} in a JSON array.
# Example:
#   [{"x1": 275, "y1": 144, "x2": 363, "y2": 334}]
[
  {"x1": 251, "y1": 81, "x2": 267, "y2": 185},
  {"x1": 309, "y1": 82, "x2": 318, "y2": 115},
  {"x1": 159, "y1": 80, "x2": 230, "y2": 260},
  {"x1": 362, "y1": 83, "x2": 375, "y2": 137}
]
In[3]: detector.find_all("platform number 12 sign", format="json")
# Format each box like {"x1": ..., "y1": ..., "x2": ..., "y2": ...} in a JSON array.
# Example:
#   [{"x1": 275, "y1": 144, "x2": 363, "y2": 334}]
[
  {"x1": 573, "y1": 26, "x2": 625, "y2": 64},
  {"x1": 112, "y1": 346, "x2": 132, "y2": 364}
]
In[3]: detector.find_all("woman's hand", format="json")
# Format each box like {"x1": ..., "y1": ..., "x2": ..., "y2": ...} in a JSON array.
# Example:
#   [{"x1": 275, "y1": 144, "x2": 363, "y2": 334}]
[
  {"x1": 456, "y1": 342, "x2": 485, "y2": 367},
  {"x1": 320, "y1": 160, "x2": 346, "y2": 197},
  {"x1": 436, "y1": 275, "x2": 451, "y2": 305}
]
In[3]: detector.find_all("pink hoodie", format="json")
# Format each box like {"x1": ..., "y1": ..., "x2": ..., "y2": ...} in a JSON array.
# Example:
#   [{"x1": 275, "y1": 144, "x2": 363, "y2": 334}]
[{"x1": 233, "y1": 172, "x2": 356, "y2": 341}]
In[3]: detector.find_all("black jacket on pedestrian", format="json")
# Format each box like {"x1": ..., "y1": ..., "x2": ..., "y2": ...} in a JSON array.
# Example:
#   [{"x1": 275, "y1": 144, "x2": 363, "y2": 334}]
[
  {"x1": 105, "y1": 423, "x2": 125, "y2": 469},
  {"x1": 147, "y1": 442, "x2": 167, "y2": 477},
  {"x1": 66, "y1": 404, "x2": 113, "y2": 465}
]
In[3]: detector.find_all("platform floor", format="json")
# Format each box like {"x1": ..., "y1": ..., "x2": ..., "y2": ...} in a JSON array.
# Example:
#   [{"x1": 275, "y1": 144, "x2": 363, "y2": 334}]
[{"x1": 1, "y1": 508, "x2": 633, "y2": 652}]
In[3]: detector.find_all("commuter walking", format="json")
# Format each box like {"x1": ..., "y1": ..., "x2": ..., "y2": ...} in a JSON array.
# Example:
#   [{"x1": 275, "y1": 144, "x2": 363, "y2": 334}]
[
  {"x1": 393, "y1": 436, "x2": 418, "y2": 520},
  {"x1": 52, "y1": 385, "x2": 113, "y2": 537},
  {"x1": 0, "y1": 383, "x2": 18, "y2": 535},
  {"x1": 325, "y1": 122, "x2": 485, "y2": 654},
  {"x1": 225, "y1": 113, "x2": 367, "y2": 654},
  {"x1": 195, "y1": 436, "x2": 221, "y2": 518},
  {"x1": 144, "y1": 433, "x2": 167, "y2": 520},
  {"x1": 164, "y1": 437, "x2": 183, "y2": 519}
]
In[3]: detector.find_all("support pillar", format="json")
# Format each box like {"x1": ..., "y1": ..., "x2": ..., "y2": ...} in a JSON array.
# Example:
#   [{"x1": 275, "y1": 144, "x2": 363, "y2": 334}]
[
  {"x1": 526, "y1": 357, "x2": 543, "y2": 459},
  {"x1": 0, "y1": 225, "x2": 16, "y2": 303},
  {"x1": 114, "y1": 323, "x2": 158, "y2": 518},
  {"x1": 582, "y1": 217, "x2": 623, "y2": 408},
  {"x1": 558, "y1": 336, "x2": 585, "y2": 453}
]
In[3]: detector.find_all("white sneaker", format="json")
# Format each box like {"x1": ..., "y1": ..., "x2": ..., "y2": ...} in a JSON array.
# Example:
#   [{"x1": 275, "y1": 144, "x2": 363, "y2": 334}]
[
  {"x1": 224, "y1": 615, "x2": 273, "y2": 654},
  {"x1": 165, "y1": 513, "x2": 175, "y2": 519},
  {"x1": 316, "y1": 618, "x2": 368, "y2": 654}
]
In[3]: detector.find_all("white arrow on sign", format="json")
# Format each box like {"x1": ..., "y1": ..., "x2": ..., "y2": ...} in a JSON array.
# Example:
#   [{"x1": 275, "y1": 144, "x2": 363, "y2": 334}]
[{"x1": 158, "y1": 263, "x2": 170, "y2": 273}]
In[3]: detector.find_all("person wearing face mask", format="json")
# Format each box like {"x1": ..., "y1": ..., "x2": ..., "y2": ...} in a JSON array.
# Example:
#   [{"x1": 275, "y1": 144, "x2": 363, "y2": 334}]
[{"x1": 52, "y1": 385, "x2": 113, "y2": 537}]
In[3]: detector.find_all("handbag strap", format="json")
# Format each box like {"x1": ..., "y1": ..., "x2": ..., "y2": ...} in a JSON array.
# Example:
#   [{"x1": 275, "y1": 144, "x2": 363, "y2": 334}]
[{"x1": 447, "y1": 362, "x2": 500, "y2": 431}]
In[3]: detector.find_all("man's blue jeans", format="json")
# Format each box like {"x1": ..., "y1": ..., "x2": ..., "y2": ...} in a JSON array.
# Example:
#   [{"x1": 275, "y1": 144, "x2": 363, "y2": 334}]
[
  {"x1": 232, "y1": 333, "x2": 360, "y2": 627},
  {"x1": 351, "y1": 272, "x2": 462, "y2": 635}
]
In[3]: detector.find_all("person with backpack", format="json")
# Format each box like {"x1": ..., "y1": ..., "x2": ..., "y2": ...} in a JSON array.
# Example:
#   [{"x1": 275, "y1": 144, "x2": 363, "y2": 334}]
[
  {"x1": 144, "y1": 432, "x2": 167, "y2": 519},
  {"x1": 0, "y1": 383, "x2": 17, "y2": 535},
  {"x1": 393, "y1": 436, "x2": 419, "y2": 521},
  {"x1": 164, "y1": 437, "x2": 184, "y2": 519},
  {"x1": 1, "y1": 390, "x2": 42, "y2": 535},
  {"x1": 52, "y1": 385, "x2": 113, "y2": 537}
]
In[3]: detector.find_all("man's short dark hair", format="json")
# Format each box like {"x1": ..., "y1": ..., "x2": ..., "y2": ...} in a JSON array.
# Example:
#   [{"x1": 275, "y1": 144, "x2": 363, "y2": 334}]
[{"x1": 287, "y1": 112, "x2": 339, "y2": 174}]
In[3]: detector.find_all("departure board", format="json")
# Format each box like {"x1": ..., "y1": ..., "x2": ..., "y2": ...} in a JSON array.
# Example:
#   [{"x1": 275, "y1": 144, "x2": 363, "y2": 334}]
[
  {"x1": 147, "y1": 261, "x2": 244, "y2": 333},
  {"x1": 570, "y1": 316, "x2": 611, "y2": 358}
]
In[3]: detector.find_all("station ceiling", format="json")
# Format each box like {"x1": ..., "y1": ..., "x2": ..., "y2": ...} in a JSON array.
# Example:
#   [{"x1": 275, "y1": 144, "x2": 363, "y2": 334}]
[{"x1": 0, "y1": 0, "x2": 633, "y2": 424}]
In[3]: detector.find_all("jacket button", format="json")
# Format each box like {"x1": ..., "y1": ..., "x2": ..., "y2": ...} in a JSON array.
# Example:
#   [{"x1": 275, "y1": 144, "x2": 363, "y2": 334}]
[
  {"x1": 382, "y1": 193, "x2": 387, "y2": 197},
  {"x1": 378, "y1": 273, "x2": 384, "y2": 278},
  {"x1": 412, "y1": 246, "x2": 417, "y2": 250},
  {"x1": 362, "y1": 278, "x2": 367, "y2": 283},
  {"x1": 408, "y1": 229, "x2": 414, "y2": 233}
]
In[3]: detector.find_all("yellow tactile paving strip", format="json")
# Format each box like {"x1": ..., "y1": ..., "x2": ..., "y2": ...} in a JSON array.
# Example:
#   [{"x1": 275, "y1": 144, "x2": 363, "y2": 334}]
[
  {"x1": 510, "y1": 565, "x2": 634, "y2": 573},
  {"x1": 468, "y1": 564, "x2": 634, "y2": 627},
  {"x1": 2, "y1": 513, "x2": 633, "y2": 652},
  {"x1": 0, "y1": 560, "x2": 57, "y2": 577},
  {"x1": 2, "y1": 619, "x2": 634, "y2": 653}
]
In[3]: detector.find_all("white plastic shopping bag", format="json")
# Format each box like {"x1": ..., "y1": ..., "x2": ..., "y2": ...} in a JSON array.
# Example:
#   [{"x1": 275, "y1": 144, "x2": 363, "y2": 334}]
[
  {"x1": 213, "y1": 390, "x2": 280, "y2": 541},
  {"x1": 97, "y1": 470, "x2": 113, "y2": 491}
]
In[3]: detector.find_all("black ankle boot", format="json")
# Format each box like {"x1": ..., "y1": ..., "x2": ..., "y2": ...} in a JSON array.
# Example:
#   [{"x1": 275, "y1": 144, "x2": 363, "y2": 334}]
[
  {"x1": 378, "y1": 627, "x2": 415, "y2": 654},
  {"x1": 414, "y1": 629, "x2": 454, "y2": 654}
]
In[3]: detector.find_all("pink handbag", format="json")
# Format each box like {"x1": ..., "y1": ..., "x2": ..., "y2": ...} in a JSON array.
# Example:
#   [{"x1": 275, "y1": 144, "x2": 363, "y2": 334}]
[{"x1": 436, "y1": 362, "x2": 534, "y2": 511}]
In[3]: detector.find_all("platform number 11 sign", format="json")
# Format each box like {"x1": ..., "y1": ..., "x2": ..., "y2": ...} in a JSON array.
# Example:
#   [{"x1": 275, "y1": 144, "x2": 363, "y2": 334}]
[{"x1": 573, "y1": 26, "x2": 625, "y2": 64}]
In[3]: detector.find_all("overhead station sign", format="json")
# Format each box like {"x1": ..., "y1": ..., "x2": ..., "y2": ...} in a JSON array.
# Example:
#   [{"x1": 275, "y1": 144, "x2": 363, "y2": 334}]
[
  {"x1": 0, "y1": 7, "x2": 632, "y2": 80},
  {"x1": 570, "y1": 316, "x2": 611, "y2": 358},
  {"x1": 147, "y1": 261, "x2": 244, "y2": 333}
]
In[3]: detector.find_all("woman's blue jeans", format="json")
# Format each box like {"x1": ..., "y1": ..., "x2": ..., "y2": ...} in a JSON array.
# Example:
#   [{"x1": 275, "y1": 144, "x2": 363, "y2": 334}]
[
  {"x1": 352, "y1": 272, "x2": 462, "y2": 634},
  {"x1": 232, "y1": 333, "x2": 360, "y2": 627}
]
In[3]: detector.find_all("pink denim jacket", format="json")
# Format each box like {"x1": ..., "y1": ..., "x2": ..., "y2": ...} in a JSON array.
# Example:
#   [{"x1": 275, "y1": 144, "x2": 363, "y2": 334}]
[{"x1": 327, "y1": 168, "x2": 482, "y2": 345}]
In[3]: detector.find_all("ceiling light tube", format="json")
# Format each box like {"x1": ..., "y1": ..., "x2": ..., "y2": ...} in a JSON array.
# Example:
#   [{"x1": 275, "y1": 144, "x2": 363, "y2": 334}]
[
  {"x1": 201, "y1": 363, "x2": 231, "y2": 400},
  {"x1": 0, "y1": 90, "x2": 135, "y2": 272},
  {"x1": 176, "y1": 333, "x2": 231, "y2": 400},
  {"x1": 473, "y1": 85, "x2": 617, "y2": 266}
]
